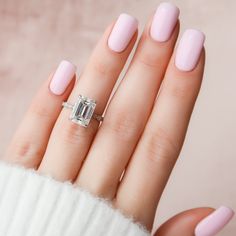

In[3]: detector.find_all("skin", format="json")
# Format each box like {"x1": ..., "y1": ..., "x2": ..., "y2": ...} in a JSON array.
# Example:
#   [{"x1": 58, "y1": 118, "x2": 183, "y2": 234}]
[{"x1": 3, "y1": 11, "x2": 210, "y2": 235}]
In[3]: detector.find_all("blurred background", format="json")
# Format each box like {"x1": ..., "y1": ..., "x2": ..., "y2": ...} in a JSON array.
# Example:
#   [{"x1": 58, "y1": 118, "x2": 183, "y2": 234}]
[{"x1": 0, "y1": 0, "x2": 235, "y2": 234}]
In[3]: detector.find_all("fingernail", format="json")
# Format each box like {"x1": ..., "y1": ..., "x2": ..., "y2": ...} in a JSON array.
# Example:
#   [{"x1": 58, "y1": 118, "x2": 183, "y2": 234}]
[
  {"x1": 175, "y1": 29, "x2": 205, "y2": 71},
  {"x1": 195, "y1": 206, "x2": 235, "y2": 236},
  {"x1": 49, "y1": 60, "x2": 76, "y2": 95},
  {"x1": 108, "y1": 13, "x2": 138, "y2": 52},
  {"x1": 150, "y1": 2, "x2": 179, "y2": 42}
]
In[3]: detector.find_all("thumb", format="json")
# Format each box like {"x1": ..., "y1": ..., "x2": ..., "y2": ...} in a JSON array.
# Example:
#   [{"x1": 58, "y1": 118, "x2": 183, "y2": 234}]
[{"x1": 154, "y1": 207, "x2": 234, "y2": 236}]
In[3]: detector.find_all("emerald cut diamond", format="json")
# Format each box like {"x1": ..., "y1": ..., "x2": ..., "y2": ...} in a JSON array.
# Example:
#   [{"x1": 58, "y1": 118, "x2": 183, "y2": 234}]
[{"x1": 70, "y1": 95, "x2": 96, "y2": 127}]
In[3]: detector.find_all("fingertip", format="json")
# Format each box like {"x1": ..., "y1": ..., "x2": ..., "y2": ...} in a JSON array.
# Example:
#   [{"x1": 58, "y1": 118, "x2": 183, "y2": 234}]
[
  {"x1": 195, "y1": 206, "x2": 235, "y2": 236},
  {"x1": 175, "y1": 29, "x2": 205, "y2": 72}
]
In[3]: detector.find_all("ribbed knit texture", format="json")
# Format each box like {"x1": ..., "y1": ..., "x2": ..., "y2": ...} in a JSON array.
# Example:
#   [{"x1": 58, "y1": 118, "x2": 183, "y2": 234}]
[{"x1": 0, "y1": 161, "x2": 150, "y2": 236}]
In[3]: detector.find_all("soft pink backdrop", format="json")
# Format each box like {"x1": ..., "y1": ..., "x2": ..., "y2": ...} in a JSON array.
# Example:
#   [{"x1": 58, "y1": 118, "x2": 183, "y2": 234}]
[{"x1": 0, "y1": 0, "x2": 235, "y2": 234}]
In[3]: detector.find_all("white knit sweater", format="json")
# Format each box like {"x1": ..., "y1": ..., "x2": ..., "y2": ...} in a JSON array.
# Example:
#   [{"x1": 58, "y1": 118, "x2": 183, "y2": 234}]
[{"x1": 0, "y1": 161, "x2": 150, "y2": 236}]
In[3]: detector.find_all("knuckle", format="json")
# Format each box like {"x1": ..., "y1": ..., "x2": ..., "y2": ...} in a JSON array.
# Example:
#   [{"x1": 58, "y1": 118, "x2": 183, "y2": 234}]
[
  {"x1": 144, "y1": 127, "x2": 179, "y2": 166},
  {"x1": 169, "y1": 85, "x2": 188, "y2": 100},
  {"x1": 92, "y1": 57, "x2": 118, "y2": 77},
  {"x1": 166, "y1": 79, "x2": 195, "y2": 100},
  {"x1": 28, "y1": 101, "x2": 51, "y2": 119},
  {"x1": 136, "y1": 50, "x2": 165, "y2": 69},
  {"x1": 104, "y1": 111, "x2": 140, "y2": 141},
  {"x1": 10, "y1": 139, "x2": 44, "y2": 167},
  {"x1": 61, "y1": 121, "x2": 97, "y2": 145}
]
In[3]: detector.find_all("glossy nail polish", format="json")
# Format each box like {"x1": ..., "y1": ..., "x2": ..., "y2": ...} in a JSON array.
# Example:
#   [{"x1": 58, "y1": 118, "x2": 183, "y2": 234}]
[
  {"x1": 175, "y1": 29, "x2": 205, "y2": 71},
  {"x1": 108, "y1": 13, "x2": 138, "y2": 52},
  {"x1": 195, "y1": 206, "x2": 235, "y2": 236},
  {"x1": 150, "y1": 2, "x2": 179, "y2": 42},
  {"x1": 49, "y1": 60, "x2": 76, "y2": 95}
]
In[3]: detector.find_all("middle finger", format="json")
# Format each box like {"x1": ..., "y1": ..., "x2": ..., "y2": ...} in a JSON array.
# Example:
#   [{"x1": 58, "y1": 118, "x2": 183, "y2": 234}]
[{"x1": 76, "y1": 3, "x2": 180, "y2": 199}]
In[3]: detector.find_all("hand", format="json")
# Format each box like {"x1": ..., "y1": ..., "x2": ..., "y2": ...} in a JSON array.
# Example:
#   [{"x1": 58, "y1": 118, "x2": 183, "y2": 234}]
[{"x1": 2, "y1": 2, "x2": 233, "y2": 235}]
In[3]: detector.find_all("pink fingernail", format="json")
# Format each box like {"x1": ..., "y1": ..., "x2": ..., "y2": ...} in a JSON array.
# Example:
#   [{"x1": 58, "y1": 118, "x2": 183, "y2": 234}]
[
  {"x1": 108, "y1": 13, "x2": 138, "y2": 52},
  {"x1": 150, "y1": 2, "x2": 179, "y2": 42},
  {"x1": 175, "y1": 29, "x2": 205, "y2": 72},
  {"x1": 49, "y1": 60, "x2": 76, "y2": 95},
  {"x1": 195, "y1": 206, "x2": 235, "y2": 236}
]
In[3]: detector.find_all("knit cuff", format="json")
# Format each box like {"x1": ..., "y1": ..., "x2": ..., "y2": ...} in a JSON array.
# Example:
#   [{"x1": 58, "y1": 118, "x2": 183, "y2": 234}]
[{"x1": 0, "y1": 161, "x2": 150, "y2": 236}]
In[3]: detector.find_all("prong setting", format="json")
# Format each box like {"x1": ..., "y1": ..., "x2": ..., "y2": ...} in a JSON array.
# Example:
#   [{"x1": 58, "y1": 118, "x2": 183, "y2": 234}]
[{"x1": 70, "y1": 95, "x2": 97, "y2": 127}]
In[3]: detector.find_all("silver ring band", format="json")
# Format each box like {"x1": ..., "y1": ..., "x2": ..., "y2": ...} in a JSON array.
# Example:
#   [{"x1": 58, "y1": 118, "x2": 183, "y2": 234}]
[
  {"x1": 62, "y1": 95, "x2": 104, "y2": 127},
  {"x1": 62, "y1": 102, "x2": 74, "y2": 110},
  {"x1": 92, "y1": 113, "x2": 104, "y2": 122}
]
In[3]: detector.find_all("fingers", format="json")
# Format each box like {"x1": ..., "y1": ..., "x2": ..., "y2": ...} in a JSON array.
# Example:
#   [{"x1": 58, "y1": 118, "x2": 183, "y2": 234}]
[
  {"x1": 38, "y1": 14, "x2": 138, "y2": 181},
  {"x1": 194, "y1": 206, "x2": 234, "y2": 236},
  {"x1": 3, "y1": 61, "x2": 76, "y2": 168},
  {"x1": 116, "y1": 30, "x2": 205, "y2": 229},
  {"x1": 155, "y1": 207, "x2": 234, "y2": 236},
  {"x1": 154, "y1": 208, "x2": 214, "y2": 236},
  {"x1": 76, "y1": 3, "x2": 180, "y2": 199}
]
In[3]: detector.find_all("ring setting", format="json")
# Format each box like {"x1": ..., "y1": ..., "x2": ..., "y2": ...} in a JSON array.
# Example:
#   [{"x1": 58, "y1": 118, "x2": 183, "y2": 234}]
[{"x1": 62, "y1": 95, "x2": 103, "y2": 127}]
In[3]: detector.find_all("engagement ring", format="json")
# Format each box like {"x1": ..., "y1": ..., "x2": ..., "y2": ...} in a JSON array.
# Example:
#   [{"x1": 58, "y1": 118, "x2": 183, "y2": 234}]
[{"x1": 62, "y1": 95, "x2": 104, "y2": 127}]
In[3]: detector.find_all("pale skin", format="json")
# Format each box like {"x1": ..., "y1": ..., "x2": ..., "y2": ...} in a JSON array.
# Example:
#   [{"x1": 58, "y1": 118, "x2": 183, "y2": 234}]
[{"x1": 2, "y1": 13, "x2": 214, "y2": 235}]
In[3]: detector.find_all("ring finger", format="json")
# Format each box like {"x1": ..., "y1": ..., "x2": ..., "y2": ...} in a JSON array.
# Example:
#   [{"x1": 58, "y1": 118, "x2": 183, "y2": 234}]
[
  {"x1": 76, "y1": 3, "x2": 180, "y2": 198},
  {"x1": 38, "y1": 14, "x2": 138, "y2": 181}
]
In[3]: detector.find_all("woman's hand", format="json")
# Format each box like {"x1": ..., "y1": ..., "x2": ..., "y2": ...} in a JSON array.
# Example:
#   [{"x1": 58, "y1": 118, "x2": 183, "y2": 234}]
[{"x1": 2, "y1": 2, "x2": 234, "y2": 235}]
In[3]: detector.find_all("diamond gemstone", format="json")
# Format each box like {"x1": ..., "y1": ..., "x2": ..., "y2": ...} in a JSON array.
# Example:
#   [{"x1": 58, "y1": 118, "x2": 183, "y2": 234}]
[{"x1": 70, "y1": 95, "x2": 96, "y2": 127}]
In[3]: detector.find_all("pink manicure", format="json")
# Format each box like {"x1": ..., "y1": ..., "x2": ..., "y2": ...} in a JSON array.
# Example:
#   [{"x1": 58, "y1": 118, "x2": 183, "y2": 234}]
[
  {"x1": 175, "y1": 29, "x2": 205, "y2": 71},
  {"x1": 195, "y1": 206, "x2": 235, "y2": 236},
  {"x1": 49, "y1": 60, "x2": 76, "y2": 95},
  {"x1": 150, "y1": 2, "x2": 179, "y2": 42},
  {"x1": 108, "y1": 13, "x2": 138, "y2": 52}
]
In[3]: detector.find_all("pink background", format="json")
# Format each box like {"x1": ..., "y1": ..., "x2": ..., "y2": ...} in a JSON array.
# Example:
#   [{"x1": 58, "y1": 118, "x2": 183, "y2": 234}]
[{"x1": 0, "y1": 0, "x2": 235, "y2": 234}]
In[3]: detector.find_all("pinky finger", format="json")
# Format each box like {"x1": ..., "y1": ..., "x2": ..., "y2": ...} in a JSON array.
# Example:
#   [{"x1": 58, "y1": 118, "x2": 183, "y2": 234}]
[{"x1": 3, "y1": 60, "x2": 76, "y2": 168}]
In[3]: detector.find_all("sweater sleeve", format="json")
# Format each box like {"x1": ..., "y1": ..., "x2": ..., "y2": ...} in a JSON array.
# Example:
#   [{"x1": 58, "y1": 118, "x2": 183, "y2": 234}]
[{"x1": 0, "y1": 161, "x2": 150, "y2": 236}]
